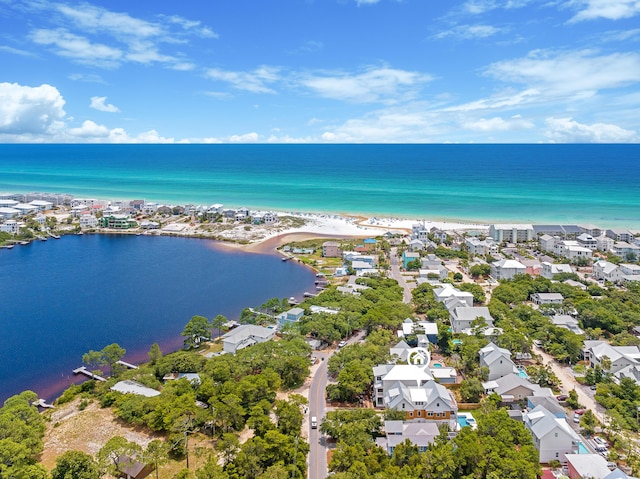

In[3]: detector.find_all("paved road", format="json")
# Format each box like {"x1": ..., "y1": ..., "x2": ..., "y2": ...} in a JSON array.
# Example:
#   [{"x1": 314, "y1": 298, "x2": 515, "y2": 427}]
[
  {"x1": 389, "y1": 247, "x2": 413, "y2": 303},
  {"x1": 308, "y1": 350, "x2": 329, "y2": 479},
  {"x1": 308, "y1": 331, "x2": 366, "y2": 479}
]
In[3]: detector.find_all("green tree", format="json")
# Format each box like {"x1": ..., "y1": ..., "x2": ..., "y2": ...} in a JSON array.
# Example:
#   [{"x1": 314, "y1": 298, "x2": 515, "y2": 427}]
[
  {"x1": 216, "y1": 433, "x2": 240, "y2": 466},
  {"x1": 145, "y1": 440, "x2": 170, "y2": 479},
  {"x1": 51, "y1": 450, "x2": 100, "y2": 479},
  {"x1": 460, "y1": 378, "x2": 484, "y2": 403},
  {"x1": 148, "y1": 343, "x2": 163, "y2": 365},
  {"x1": 82, "y1": 349, "x2": 106, "y2": 378},
  {"x1": 181, "y1": 315, "x2": 211, "y2": 349},
  {"x1": 101, "y1": 343, "x2": 126, "y2": 376},
  {"x1": 211, "y1": 314, "x2": 227, "y2": 340},
  {"x1": 581, "y1": 409, "x2": 597, "y2": 436},
  {"x1": 97, "y1": 436, "x2": 142, "y2": 478}
]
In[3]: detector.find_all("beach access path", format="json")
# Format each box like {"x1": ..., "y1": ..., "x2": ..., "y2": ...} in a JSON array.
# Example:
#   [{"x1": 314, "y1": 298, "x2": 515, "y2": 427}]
[{"x1": 389, "y1": 247, "x2": 413, "y2": 303}]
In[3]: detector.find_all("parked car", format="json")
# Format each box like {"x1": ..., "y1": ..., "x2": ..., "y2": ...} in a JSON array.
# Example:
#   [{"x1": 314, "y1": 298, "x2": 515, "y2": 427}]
[
  {"x1": 556, "y1": 394, "x2": 569, "y2": 402},
  {"x1": 573, "y1": 413, "x2": 581, "y2": 423},
  {"x1": 338, "y1": 340, "x2": 347, "y2": 348},
  {"x1": 594, "y1": 436, "x2": 607, "y2": 446}
]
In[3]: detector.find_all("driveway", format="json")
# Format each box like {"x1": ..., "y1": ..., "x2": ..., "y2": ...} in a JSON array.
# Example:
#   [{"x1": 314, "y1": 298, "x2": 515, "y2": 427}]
[{"x1": 389, "y1": 247, "x2": 413, "y2": 303}]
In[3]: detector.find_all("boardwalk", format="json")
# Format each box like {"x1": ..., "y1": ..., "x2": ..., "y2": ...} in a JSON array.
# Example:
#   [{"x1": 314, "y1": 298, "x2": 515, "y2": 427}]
[{"x1": 72, "y1": 366, "x2": 107, "y2": 382}]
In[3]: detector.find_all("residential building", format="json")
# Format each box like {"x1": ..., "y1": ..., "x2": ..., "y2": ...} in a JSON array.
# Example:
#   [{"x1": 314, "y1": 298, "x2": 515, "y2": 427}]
[
  {"x1": 411, "y1": 223, "x2": 430, "y2": 241},
  {"x1": 593, "y1": 260, "x2": 623, "y2": 283},
  {"x1": 576, "y1": 233, "x2": 598, "y2": 250},
  {"x1": 28, "y1": 200, "x2": 53, "y2": 211},
  {"x1": 490, "y1": 259, "x2": 526, "y2": 280},
  {"x1": 479, "y1": 342, "x2": 518, "y2": 381},
  {"x1": 375, "y1": 420, "x2": 440, "y2": 455},
  {"x1": 620, "y1": 264, "x2": 640, "y2": 276},
  {"x1": 433, "y1": 284, "x2": 473, "y2": 307},
  {"x1": 79, "y1": 214, "x2": 98, "y2": 228},
  {"x1": 450, "y1": 306, "x2": 494, "y2": 334},
  {"x1": 409, "y1": 239, "x2": 425, "y2": 252},
  {"x1": 466, "y1": 237, "x2": 498, "y2": 256},
  {"x1": 0, "y1": 207, "x2": 20, "y2": 219},
  {"x1": 489, "y1": 224, "x2": 534, "y2": 243},
  {"x1": 13, "y1": 203, "x2": 38, "y2": 215},
  {"x1": 554, "y1": 240, "x2": 593, "y2": 261},
  {"x1": 565, "y1": 454, "x2": 621, "y2": 479},
  {"x1": 523, "y1": 405, "x2": 580, "y2": 463},
  {"x1": 578, "y1": 224, "x2": 603, "y2": 237},
  {"x1": 402, "y1": 251, "x2": 420, "y2": 268},
  {"x1": 483, "y1": 373, "x2": 553, "y2": 401},
  {"x1": 551, "y1": 315, "x2": 584, "y2": 335},
  {"x1": 533, "y1": 225, "x2": 582, "y2": 238},
  {"x1": 111, "y1": 380, "x2": 161, "y2": 397},
  {"x1": 101, "y1": 214, "x2": 137, "y2": 229},
  {"x1": 613, "y1": 242, "x2": 640, "y2": 259},
  {"x1": 221, "y1": 324, "x2": 275, "y2": 354},
  {"x1": 540, "y1": 262, "x2": 574, "y2": 280},
  {"x1": 372, "y1": 363, "x2": 458, "y2": 429},
  {"x1": 596, "y1": 235, "x2": 615, "y2": 252},
  {"x1": 531, "y1": 292, "x2": 564, "y2": 306},
  {"x1": 606, "y1": 229, "x2": 634, "y2": 243},
  {"x1": 276, "y1": 307, "x2": 305, "y2": 329},
  {"x1": 141, "y1": 202, "x2": 159, "y2": 215},
  {"x1": 585, "y1": 341, "x2": 640, "y2": 375},
  {"x1": 0, "y1": 220, "x2": 19, "y2": 234},
  {"x1": 539, "y1": 234, "x2": 556, "y2": 252}
]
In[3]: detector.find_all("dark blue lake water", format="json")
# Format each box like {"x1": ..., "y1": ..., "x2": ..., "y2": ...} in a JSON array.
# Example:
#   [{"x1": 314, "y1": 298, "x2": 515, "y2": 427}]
[{"x1": 0, "y1": 235, "x2": 316, "y2": 403}]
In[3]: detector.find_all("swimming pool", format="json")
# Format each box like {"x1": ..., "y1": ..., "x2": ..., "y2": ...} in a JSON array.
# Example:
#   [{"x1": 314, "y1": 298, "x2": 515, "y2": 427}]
[
  {"x1": 578, "y1": 442, "x2": 589, "y2": 454},
  {"x1": 518, "y1": 369, "x2": 529, "y2": 379},
  {"x1": 433, "y1": 363, "x2": 443, "y2": 368},
  {"x1": 458, "y1": 416, "x2": 470, "y2": 428}
]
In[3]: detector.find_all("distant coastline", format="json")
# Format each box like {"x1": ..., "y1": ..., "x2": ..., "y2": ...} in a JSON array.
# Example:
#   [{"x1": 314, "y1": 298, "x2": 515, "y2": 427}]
[{"x1": 1, "y1": 143, "x2": 639, "y2": 229}]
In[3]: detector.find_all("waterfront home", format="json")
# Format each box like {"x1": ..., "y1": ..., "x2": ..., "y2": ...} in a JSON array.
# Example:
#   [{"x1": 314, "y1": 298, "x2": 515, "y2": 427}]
[
  {"x1": 376, "y1": 420, "x2": 439, "y2": 455},
  {"x1": 489, "y1": 224, "x2": 534, "y2": 243},
  {"x1": 430, "y1": 227, "x2": 448, "y2": 243},
  {"x1": 235, "y1": 207, "x2": 250, "y2": 221},
  {"x1": 579, "y1": 224, "x2": 603, "y2": 237},
  {"x1": 71, "y1": 204, "x2": 91, "y2": 217},
  {"x1": 490, "y1": 258, "x2": 526, "y2": 280},
  {"x1": 523, "y1": 405, "x2": 580, "y2": 464},
  {"x1": 163, "y1": 373, "x2": 201, "y2": 385},
  {"x1": 111, "y1": 380, "x2": 161, "y2": 398},
  {"x1": 221, "y1": 324, "x2": 275, "y2": 354},
  {"x1": 322, "y1": 241, "x2": 341, "y2": 257},
  {"x1": 71, "y1": 198, "x2": 102, "y2": 208},
  {"x1": 101, "y1": 214, "x2": 137, "y2": 229},
  {"x1": 140, "y1": 220, "x2": 160, "y2": 229},
  {"x1": 141, "y1": 202, "x2": 159, "y2": 215},
  {"x1": 540, "y1": 261, "x2": 574, "y2": 279},
  {"x1": 276, "y1": 307, "x2": 304, "y2": 329},
  {"x1": 479, "y1": 342, "x2": 518, "y2": 381},
  {"x1": 34, "y1": 214, "x2": 46, "y2": 227},
  {"x1": 606, "y1": 229, "x2": 635, "y2": 243},
  {"x1": 13, "y1": 203, "x2": 38, "y2": 215},
  {"x1": 531, "y1": 292, "x2": 564, "y2": 306},
  {"x1": 593, "y1": 260, "x2": 623, "y2": 283},
  {"x1": 0, "y1": 199, "x2": 19, "y2": 208},
  {"x1": 79, "y1": 214, "x2": 98, "y2": 228},
  {"x1": 411, "y1": 223, "x2": 429, "y2": 241},
  {"x1": 0, "y1": 219, "x2": 19, "y2": 234}
]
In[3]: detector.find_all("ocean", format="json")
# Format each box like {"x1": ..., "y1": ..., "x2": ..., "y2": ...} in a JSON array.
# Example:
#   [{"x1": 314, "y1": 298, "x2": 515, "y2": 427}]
[
  {"x1": 0, "y1": 235, "x2": 316, "y2": 403},
  {"x1": 0, "y1": 143, "x2": 638, "y2": 228}
]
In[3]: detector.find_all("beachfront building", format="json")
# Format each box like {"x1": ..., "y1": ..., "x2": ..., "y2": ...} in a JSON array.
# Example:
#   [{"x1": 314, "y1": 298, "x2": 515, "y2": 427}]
[
  {"x1": 465, "y1": 237, "x2": 498, "y2": 256},
  {"x1": 489, "y1": 224, "x2": 534, "y2": 243},
  {"x1": 221, "y1": 324, "x2": 275, "y2": 354},
  {"x1": 490, "y1": 259, "x2": 526, "y2": 280},
  {"x1": 523, "y1": 405, "x2": 580, "y2": 464},
  {"x1": 533, "y1": 225, "x2": 582, "y2": 239},
  {"x1": 376, "y1": 420, "x2": 440, "y2": 455},
  {"x1": 0, "y1": 207, "x2": 20, "y2": 219},
  {"x1": 322, "y1": 241, "x2": 341, "y2": 258},
  {"x1": 101, "y1": 214, "x2": 137, "y2": 229},
  {"x1": 411, "y1": 223, "x2": 430, "y2": 241},
  {"x1": 0, "y1": 220, "x2": 19, "y2": 234},
  {"x1": 606, "y1": 229, "x2": 635, "y2": 243}
]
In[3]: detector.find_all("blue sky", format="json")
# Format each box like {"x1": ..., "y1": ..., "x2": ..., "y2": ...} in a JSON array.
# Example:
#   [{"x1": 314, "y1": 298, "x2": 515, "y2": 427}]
[{"x1": 1, "y1": 0, "x2": 640, "y2": 143}]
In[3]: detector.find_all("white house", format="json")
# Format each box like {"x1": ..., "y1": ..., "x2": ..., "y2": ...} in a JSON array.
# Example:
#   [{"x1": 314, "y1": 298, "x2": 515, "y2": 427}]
[
  {"x1": 479, "y1": 342, "x2": 517, "y2": 381},
  {"x1": 523, "y1": 405, "x2": 579, "y2": 463},
  {"x1": 376, "y1": 420, "x2": 440, "y2": 455},
  {"x1": 593, "y1": 260, "x2": 623, "y2": 283},
  {"x1": 576, "y1": 233, "x2": 598, "y2": 250},
  {"x1": 539, "y1": 234, "x2": 556, "y2": 252},
  {"x1": 433, "y1": 284, "x2": 473, "y2": 307},
  {"x1": 490, "y1": 259, "x2": 526, "y2": 280},
  {"x1": 79, "y1": 214, "x2": 98, "y2": 228},
  {"x1": 585, "y1": 341, "x2": 640, "y2": 375},
  {"x1": 0, "y1": 220, "x2": 19, "y2": 234},
  {"x1": 540, "y1": 262, "x2": 574, "y2": 279},
  {"x1": 450, "y1": 306, "x2": 494, "y2": 334},
  {"x1": 554, "y1": 240, "x2": 592, "y2": 261},
  {"x1": 221, "y1": 324, "x2": 275, "y2": 354},
  {"x1": 29, "y1": 200, "x2": 53, "y2": 211},
  {"x1": 531, "y1": 292, "x2": 564, "y2": 306}
]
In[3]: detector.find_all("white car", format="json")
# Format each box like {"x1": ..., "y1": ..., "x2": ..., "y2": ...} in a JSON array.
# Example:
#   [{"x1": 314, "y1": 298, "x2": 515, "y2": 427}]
[{"x1": 338, "y1": 340, "x2": 347, "y2": 348}]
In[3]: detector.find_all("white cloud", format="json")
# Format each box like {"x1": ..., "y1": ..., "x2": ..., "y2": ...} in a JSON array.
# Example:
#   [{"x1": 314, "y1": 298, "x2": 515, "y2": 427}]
[
  {"x1": 205, "y1": 66, "x2": 280, "y2": 94},
  {"x1": 301, "y1": 66, "x2": 433, "y2": 104},
  {"x1": 69, "y1": 73, "x2": 105, "y2": 83},
  {"x1": 544, "y1": 117, "x2": 638, "y2": 142},
  {"x1": 229, "y1": 132, "x2": 259, "y2": 142},
  {"x1": 90, "y1": 96, "x2": 120, "y2": 113},
  {"x1": 485, "y1": 49, "x2": 640, "y2": 94},
  {"x1": 356, "y1": 0, "x2": 381, "y2": 5},
  {"x1": 433, "y1": 24, "x2": 502, "y2": 40},
  {"x1": 569, "y1": 0, "x2": 640, "y2": 22},
  {"x1": 463, "y1": 116, "x2": 534, "y2": 131},
  {"x1": 68, "y1": 119, "x2": 110, "y2": 137},
  {"x1": 0, "y1": 45, "x2": 35, "y2": 56},
  {"x1": 162, "y1": 15, "x2": 218, "y2": 38},
  {"x1": 31, "y1": 28, "x2": 122, "y2": 67},
  {"x1": 461, "y1": 0, "x2": 532, "y2": 14},
  {"x1": 441, "y1": 88, "x2": 541, "y2": 112},
  {"x1": 0, "y1": 82, "x2": 66, "y2": 135}
]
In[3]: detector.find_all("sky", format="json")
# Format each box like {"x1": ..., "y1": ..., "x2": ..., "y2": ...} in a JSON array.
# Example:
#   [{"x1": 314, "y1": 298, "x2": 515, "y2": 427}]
[{"x1": 1, "y1": 0, "x2": 640, "y2": 143}]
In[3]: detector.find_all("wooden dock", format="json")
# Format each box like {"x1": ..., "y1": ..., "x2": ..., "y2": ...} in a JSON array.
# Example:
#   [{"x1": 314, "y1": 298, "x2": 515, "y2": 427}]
[
  {"x1": 72, "y1": 366, "x2": 107, "y2": 382},
  {"x1": 116, "y1": 360, "x2": 138, "y2": 370},
  {"x1": 32, "y1": 398, "x2": 54, "y2": 409}
]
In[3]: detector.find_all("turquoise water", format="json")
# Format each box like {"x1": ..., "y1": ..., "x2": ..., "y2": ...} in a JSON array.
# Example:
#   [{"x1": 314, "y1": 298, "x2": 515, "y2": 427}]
[
  {"x1": 1, "y1": 144, "x2": 639, "y2": 227},
  {"x1": 518, "y1": 369, "x2": 529, "y2": 379},
  {"x1": 578, "y1": 442, "x2": 589, "y2": 454},
  {"x1": 433, "y1": 363, "x2": 443, "y2": 368},
  {"x1": 458, "y1": 417, "x2": 470, "y2": 428}
]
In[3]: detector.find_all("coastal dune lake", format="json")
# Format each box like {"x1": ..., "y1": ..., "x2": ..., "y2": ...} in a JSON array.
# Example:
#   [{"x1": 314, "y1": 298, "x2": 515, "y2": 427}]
[{"x1": 0, "y1": 235, "x2": 316, "y2": 402}]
